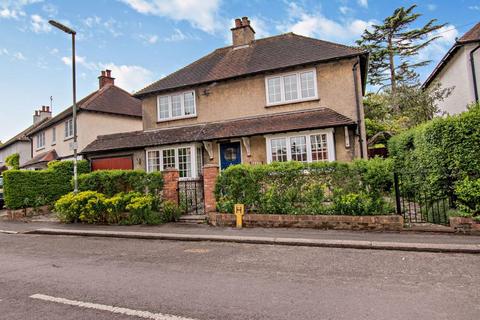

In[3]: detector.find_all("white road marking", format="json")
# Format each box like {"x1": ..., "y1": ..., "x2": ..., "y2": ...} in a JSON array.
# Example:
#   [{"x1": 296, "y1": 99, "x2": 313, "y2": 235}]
[
  {"x1": 0, "y1": 230, "x2": 18, "y2": 234},
  {"x1": 30, "y1": 294, "x2": 198, "y2": 320}
]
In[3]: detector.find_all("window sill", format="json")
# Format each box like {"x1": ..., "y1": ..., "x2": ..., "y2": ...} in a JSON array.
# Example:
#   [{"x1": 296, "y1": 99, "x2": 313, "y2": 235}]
[
  {"x1": 265, "y1": 97, "x2": 319, "y2": 108},
  {"x1": 64, "y1": 136, "x2": 73, "y2": 142},
  {"x1": 51, "y1": 143, "x2": 56, "y2": 146},
  {"x1": 157, "y1": 114, "x2": 197, "y2": 123},
  {"x1": 36, "y1": 147, "x2": 45, "y2": 152}
]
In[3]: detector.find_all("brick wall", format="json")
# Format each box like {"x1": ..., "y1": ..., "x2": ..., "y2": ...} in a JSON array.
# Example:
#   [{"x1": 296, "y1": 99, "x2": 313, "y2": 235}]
[
  {"x1": 162, "y1": 168, "x2": 179, "y2": 204},
  {"x1": 203, "y1": 164, "x2": 219, "y2": 212}
]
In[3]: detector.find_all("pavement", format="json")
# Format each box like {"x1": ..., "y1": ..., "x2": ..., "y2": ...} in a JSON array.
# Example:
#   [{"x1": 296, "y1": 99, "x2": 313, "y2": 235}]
[
  {"x1": 0, "y1": 232, "x2": 479, "y2": 319},
  {"x1": 1, "y1": 219, "x2": 480, "y2": 254}
]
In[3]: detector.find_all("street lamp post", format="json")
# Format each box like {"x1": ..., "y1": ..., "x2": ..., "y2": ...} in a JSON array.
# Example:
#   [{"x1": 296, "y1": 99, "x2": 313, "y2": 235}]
[{"x1": 49, "y1": 20, "x2": 78, "y2": 193}]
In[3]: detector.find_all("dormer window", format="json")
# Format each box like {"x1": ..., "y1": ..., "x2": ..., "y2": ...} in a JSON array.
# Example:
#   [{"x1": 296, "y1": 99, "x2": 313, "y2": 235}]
[
  {"x1": 265, "y1": 68, "x2": 318, "y2": 106},
  {"x1": 157, "y1": 91, "x2": 196, "y2": 121}
]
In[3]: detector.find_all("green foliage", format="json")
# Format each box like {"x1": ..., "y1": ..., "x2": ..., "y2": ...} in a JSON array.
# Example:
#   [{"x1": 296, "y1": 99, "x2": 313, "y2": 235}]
[
  {"x1": 215, "y1": 159, "x2": 395, "y2": 216},
  {"x1": 455, "y1": 177, "x2": 480, "y2": 217},
  {"x1": 388, "y1": 103, "x2": 480, "y2": 198},
  {"x1": 54, "y1": 191, "x2": 177, "y2": 225},
  {"x1": 3, "y1": 160, "x2": 90, "y2": 209},
  {"x1": 77, "y1": 170, "x2": 163, "y2": 196},
  {"x1": 5, "y1": 153, "x2": 19, "y2": 170}
]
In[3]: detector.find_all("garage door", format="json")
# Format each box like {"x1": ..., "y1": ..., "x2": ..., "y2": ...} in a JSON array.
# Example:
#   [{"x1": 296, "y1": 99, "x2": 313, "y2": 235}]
[{"x1": 91, "y1": 156, "x2": 133, "y2": 171}]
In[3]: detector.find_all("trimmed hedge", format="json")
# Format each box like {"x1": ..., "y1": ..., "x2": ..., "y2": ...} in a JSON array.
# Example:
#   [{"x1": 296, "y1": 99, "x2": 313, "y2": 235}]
[
  {"x1": 77, "y1": 170, "x2": 163, "y2": 196},
  {"x1": 388, "y1": 103, "x2": 480, "y2": 197},
  {"x1": 3, "y1": 160, "x2": 90, "y2": 209},
  {"x1": 214, "y1": 159, "x2": 395, "y2": 215},
  {"x1": 54, "y1": 191, "x2": 181, "y2": 225}
]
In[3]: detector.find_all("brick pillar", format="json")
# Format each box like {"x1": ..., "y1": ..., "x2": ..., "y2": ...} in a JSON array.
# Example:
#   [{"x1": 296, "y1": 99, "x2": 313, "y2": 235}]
[
  {"x1": 203, "y1": 164, "x2": 219, "y2": 213},
  {"x1": 162, "y1": 168, "x2": 179, "y2": 204}
]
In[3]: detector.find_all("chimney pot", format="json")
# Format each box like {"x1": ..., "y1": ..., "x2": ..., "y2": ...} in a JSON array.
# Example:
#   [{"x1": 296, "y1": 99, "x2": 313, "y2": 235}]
[
  {"x1": 242, "y1": 17, "x2": 249, "y2": 25},
  {"x1": 101, "y1": 70, "x2": 106, "y2": 76},
  {"x1": 106, "y1": 69, "x2": 111, "y2": 77},
  {"x1": 234, "y1": 18, "x2": 241, "y2": 28},
  {"x1": 98, "y1": 69, "x2": 115, "y2": 89}
]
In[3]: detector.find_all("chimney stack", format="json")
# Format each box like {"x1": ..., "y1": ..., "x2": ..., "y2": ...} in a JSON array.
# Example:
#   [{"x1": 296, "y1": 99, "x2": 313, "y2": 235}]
[
  {"x1": 98, "y1": 69, "x2": 115, "y2": 89},
  {"x1": 33, "y1": 105, "x2": 52, "y2": 124},
  {"x1": 231, "y1": 16, "x2": 255, "y2": 47}
]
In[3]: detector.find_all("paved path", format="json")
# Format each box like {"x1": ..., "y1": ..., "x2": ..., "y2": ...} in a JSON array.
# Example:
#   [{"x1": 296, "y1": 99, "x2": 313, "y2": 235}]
[
  {"x1": 1, "y1": 219, "x2": 480, "y2": 245},
  {"x1": 0, "y1": 233, "x2": 479, "y2": 319}
]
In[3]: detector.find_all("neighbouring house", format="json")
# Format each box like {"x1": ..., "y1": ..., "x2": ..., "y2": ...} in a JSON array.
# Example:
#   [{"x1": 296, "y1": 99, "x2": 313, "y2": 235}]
[
  {"x1": 0, "y1": 106, "x2": 52, "y2": 169},
  {"x1": 23, "y1": 70, "x2": 142, "y2": 170},
  {"x1": 82, "y1": 17, "x2": 369, "y2": 179},
  {"x1": 423, "y1": 22, "x2": 480, "y2": 114}
]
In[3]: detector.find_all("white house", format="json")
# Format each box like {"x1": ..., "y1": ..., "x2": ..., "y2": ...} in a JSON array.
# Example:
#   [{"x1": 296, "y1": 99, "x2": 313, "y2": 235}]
[{"x1": 423, "y1": 22, "x2": 480, "y2": 114}]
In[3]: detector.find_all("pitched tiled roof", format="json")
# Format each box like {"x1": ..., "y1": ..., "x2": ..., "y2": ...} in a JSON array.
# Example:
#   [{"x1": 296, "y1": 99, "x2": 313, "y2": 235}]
[
  {"x1": 82, "y1": 108, "x2": 355, "y2": 154},
  {"x1": 135, "y1": 33, "x2": 367, "y2": 97},
  {"x1": 0, "y1": 117, "x2": 50, "y2": 150},
  {"x1": 28, "y1": 84, "x2": 142, "y2": 136},
  {"x1": 20, "y1": 149, "x2": 58, "y2": 168},
  {"x1": 423, "y1": 22, "x2": 480, "y2": 88}
]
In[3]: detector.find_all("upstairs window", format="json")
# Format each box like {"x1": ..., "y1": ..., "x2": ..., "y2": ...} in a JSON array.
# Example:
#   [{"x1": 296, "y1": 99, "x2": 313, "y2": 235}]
[
  {"x1": 36, "y1": 132, "x2": 45, "y2": 149},
  {"x1": 265, "y1": 69, "x2": 318, "y2": 106},
  {"x1": 51, "y1": 128, "x2": 56, "y2": 144},
  {"x1": 64, "y1": 118, "x2": 74, "y2": 139},
  {"x1": 157, "y1": 91, "x2": 196, "y2": 121}
]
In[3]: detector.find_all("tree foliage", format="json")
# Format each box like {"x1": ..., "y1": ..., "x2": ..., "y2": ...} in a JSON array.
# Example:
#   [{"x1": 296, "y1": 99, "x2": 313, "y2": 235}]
[
  {"x1": 357, "y1": 5, "x2": 445, "y2": 95},
  {"x1": 5, "y1": 153, "x2": 20, "y2": 170}
]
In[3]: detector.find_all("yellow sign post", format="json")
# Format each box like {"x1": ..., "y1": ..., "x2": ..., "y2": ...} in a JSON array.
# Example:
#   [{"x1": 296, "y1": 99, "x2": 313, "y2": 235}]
[{"x1": 234, "y1": 204, "x2": 245, "y2": 228}]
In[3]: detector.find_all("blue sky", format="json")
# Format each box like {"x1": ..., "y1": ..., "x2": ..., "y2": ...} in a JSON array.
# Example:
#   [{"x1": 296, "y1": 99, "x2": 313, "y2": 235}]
[{"x1": 1, "y1": 0, "x2": 479, "y2": 142}]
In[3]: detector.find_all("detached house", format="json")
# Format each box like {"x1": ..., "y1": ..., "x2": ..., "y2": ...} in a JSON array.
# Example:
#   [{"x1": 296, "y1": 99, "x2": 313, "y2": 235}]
[
  {"x1": 423, "y1": 22, "x2": 480, "y2": 114},
  {"x1": 24, "y1": 70, "x2": 142, "y2": 169},
  {"x1": 0, "y1": 107, "x2": 51, "y2": 170},
  {"x1": 82, "y1": 17, "x2": 368, "y2": 179}
]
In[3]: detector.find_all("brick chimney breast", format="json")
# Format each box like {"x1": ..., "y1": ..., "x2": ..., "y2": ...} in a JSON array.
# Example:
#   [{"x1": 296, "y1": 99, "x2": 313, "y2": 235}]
[
  {"x1": 98, "y1": 69, "x2": 115, "y2": 89},
  {"x1": 231, "y1": 16, "x2": 255, "y2": 47}
]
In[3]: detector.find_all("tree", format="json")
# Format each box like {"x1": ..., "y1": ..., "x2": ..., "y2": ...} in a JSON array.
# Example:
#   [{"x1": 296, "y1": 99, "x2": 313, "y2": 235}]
[
  {"x1": 357, "y1": 5, "x2": 446, "y2": 97},
  {"x1": 5, "y1": 153, "x2": 20, "y2": 170}
]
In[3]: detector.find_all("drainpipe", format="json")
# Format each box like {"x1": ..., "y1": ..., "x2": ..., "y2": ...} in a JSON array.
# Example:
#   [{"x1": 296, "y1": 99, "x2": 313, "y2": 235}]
[
  {"x1": 470, "y1": 43, "x2": 480, "y2": 102},
  {"x1": 352, "y1": 57, "x2": 365, "y2": 159}
]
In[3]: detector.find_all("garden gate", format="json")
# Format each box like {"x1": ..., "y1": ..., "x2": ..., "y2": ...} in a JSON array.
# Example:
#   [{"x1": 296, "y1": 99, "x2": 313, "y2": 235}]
[
  {"x1": 177, "y1": 178, "x2": 205, "y2": 215},
  {"x1": 393, "y1": 172, "x2": 452, "y2": 225}
]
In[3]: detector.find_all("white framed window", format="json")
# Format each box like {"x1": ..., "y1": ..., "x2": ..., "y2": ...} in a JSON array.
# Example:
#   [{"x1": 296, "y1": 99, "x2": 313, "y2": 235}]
[
  {"x1": 64, "y1": 118, "x2": 74, "y2": 139},
  {"x1": 156, "y1": 91, "x2": 196, "y2": 121},
  {"x1": 265, "y1": 68, "x2": 318, "y2": 106},
  {"x1": 265, "y1": 129, "x2": 335, "y2": 163},
  {"x1": 51, "y1": 127, "x2": 56, "y2": 145},
  {"x1": 146, "y1": 144, "x2": 201, "y2": 179},
  {"x1": 36, "y1": 132, "x2": 45, "y2": 149}
]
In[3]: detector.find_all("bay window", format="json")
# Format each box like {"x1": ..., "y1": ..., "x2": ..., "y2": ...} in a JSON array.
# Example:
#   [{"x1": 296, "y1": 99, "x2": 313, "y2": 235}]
[
  {"x1": 147, "y1": 144, "x2": 201, "y2": 179},
  {"x1": 266, "y1": 129, "x2": 335, "y2": 163},
  {"x1": 265, "y1": 68, "x2": 318, "y2": 106},
  {"x1": 157, "y1": 91, "x2": 196, "y2": 121}
]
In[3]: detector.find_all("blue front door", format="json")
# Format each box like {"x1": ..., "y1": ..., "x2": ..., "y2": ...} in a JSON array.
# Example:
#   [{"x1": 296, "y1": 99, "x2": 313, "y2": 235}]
[{"x1": 220, "y1": 142, "x2": 241, "y2": 170}]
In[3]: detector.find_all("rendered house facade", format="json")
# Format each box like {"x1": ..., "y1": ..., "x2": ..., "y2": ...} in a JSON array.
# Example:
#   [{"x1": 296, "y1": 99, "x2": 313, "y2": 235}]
[{"x1": 83, "y1": 17, "x2": 369, "y2": 179}]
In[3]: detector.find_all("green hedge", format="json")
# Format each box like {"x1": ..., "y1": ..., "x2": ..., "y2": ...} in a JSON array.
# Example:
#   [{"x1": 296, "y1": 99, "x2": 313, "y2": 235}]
[
  {"x1": 3, "y1": 160, "x2": 90, "y2": 209},
  {"x1": 214, "y1": 159, "x2": 395, "y2": 215},
  {"x1": 388, "y1": 103, "x2": 480, "y2": 197},
  {"x1": 77, "y1": 170, "x2": 163, "y2": 196},
  {"x1": 54, "y1": 191, "x2": 181, "y2": 225}
]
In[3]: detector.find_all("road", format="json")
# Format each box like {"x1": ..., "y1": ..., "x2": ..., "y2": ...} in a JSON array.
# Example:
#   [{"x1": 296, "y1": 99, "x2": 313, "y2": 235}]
[{"x1": 0, "y1": 233, "x2": 479, "y2": 320}]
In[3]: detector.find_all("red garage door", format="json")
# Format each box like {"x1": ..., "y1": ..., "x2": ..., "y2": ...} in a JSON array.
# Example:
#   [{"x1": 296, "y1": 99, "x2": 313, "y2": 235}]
[{"x1": 91, "y1": 156, "x2": 133, "y2": 171}]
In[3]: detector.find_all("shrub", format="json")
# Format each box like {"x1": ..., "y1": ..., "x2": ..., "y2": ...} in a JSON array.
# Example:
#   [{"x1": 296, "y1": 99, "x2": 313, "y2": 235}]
[
  {"x1": 54, "y1": 191, "x2": 106, "y2": 223},
  {"x1": 77, "y1": 170, "x2": 163, "y2": 196},
  {"x1": 3, "y1": 160, "x2": 90, "y2": 209},
  {"x1": 455, "y1": 177, "x2": 480, "y2": 217},
  {"x1": 160, "y1": 200, "x2": 182, "y2": 223},
  {"x1": 215, "y1": 159, "x2": 394, "y2": 215},
  {"x1": 5, "y1": 153, "x2": 19, "y2": 170}
]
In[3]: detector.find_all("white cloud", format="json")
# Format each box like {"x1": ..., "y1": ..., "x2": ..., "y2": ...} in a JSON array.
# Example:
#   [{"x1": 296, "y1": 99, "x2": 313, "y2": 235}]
[
  {"x1": 339, "y1": 6, "x2": 353, "y2": 15},
  {"x1": 140, "y1": 33, "x2": 159, "y2": 43},
  {"x1": 417, "y1": 25, "x2": 459, "y2": 65},
  {"x1": 427, "y1": 4, "x2": 437, "y2": 11},
  {"x1": 42, "y1": 3, "x2": 57, "y2": 15},
  {"x1": 30, "y1": 14, "x2": 51, "y2": 33},
  {"x1": 82, "y1": 16, "x2": 122, "y2": 37},
  {"x1": 49, "y1": 47, "x2": 58, "y2": 54},
  {"x1": 469, "y1": 5, "x2": 480, "y2": 10},
  {"x1": 357, "y1": 0, "x2": 368, "y2": 8},
  {"x1": 0, "y1": 0, "x2": 42, "y2": 19},
  {"x1": 13, "y1": 52, "x2": 26, "y2": 60},
  {"x1": 249, "y1": 16, "x2": 270, "y2": 38},
  {"x1": 120, "y1": 0, "x2": 222, "y2": 33},
  {"x1": 278, "y1": 2, "x2": 375, "y2": 44},
  {"x1": 61, "y1": 55, "x2": 98, "y2": 70},
  {"x1": 0, "y1": 48, "x2": 9, "y2": 55},
  {"x1": 100, "y1": 63, "x2": 154, "y2": 92}
]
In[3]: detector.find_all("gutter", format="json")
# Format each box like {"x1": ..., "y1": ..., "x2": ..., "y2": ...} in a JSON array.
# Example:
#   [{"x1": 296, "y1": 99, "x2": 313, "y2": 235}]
[
  {"x1": 470, "y1": 43, "x2": 480, "y2": 102},
  {"x1": 352, "y1": 57, "x2": 365, "y2": 159}
]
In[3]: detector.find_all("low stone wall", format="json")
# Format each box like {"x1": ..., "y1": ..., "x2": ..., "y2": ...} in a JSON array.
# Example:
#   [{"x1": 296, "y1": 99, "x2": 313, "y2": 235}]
[
  {"x1": 5, "y1": 205, "x2": 51, "y2": 221},
  {"x1": 449, "y1": 217, "x2": 480, "y2": 234},
  {"x1": 208, "y1": 212, "x2": 403, "y2": 231}
]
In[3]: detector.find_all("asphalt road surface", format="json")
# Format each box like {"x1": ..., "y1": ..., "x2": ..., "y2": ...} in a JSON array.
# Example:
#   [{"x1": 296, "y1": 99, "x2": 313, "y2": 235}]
[{"x1": 0, "y1": 233, "x2": 479, "y2": 320}]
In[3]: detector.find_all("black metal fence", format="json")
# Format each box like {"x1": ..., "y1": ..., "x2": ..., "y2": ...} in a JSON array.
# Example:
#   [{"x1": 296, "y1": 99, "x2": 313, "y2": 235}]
[
  {"x1": 393, "y1": 172, "x2": 452, "y2": 225},
  {"x1": 177, "y1": 178, "x2": 205, "y2": 215}
]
